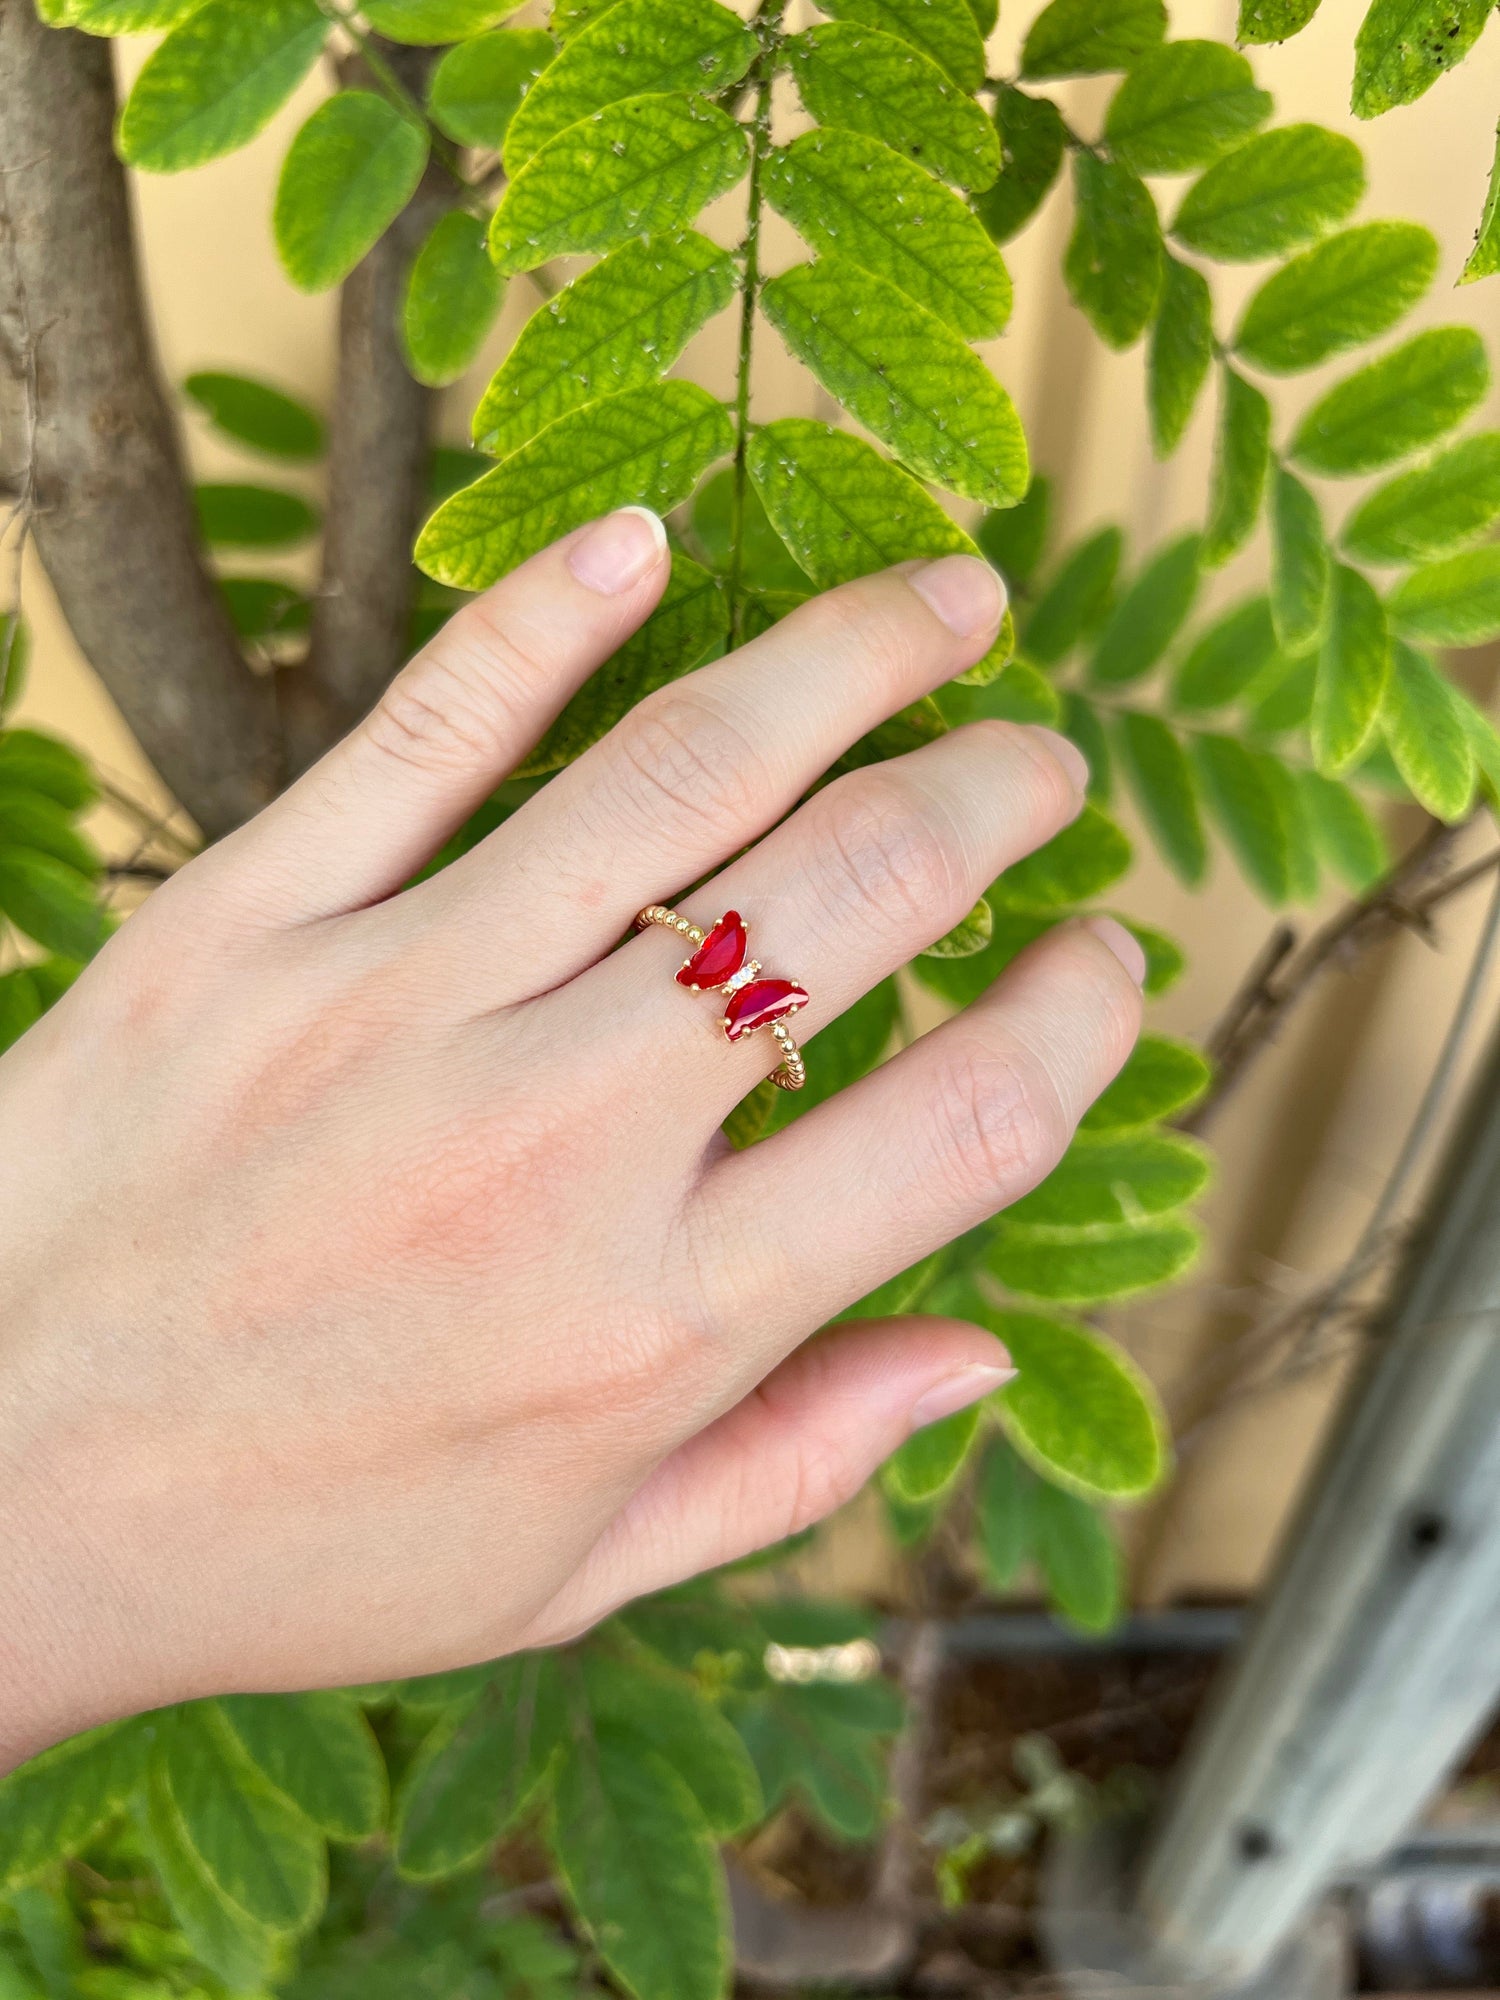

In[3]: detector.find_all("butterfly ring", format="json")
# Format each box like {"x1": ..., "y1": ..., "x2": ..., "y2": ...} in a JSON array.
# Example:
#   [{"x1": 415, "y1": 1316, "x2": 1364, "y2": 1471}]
[{"x1": 635, "y1": 905, "x2": 809, "y2": 1090}]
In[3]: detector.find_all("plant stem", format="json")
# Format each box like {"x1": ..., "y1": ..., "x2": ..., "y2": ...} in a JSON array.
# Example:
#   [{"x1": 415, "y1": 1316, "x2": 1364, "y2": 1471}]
[{"x1": 727, "y1": 0, "x2": 786, "y2": 649}]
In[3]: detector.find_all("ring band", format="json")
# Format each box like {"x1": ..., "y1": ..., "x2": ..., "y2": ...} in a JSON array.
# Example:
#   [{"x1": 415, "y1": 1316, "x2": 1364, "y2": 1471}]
[{"x1": 635, "y1": 904, "x2": 809, "y2": 1090}]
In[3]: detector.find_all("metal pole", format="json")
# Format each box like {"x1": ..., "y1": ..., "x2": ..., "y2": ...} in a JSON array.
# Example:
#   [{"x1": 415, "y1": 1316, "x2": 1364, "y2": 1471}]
[{"x1": 1131, "y1": 1021, "x2": 1500, "y2": 1990}]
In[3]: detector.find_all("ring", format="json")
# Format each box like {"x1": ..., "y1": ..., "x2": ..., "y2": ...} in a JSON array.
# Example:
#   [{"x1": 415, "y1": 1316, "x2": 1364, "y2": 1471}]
[{"x1": 636, "y1": 905, "x2": 809, "y2": 1090}]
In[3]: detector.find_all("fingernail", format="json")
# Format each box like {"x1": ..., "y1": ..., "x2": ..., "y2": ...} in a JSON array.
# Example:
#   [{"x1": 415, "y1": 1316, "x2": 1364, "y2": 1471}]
[
  {"x1": 566, "y1": 506, "x2": 668, "y2": 595},
  {"x1": 1022, "y1": 724, "x2": 1089, "y2": 798},
  {"x1": 909, "y1": 1359, "x2": 1015, "y2": 1432},
  {"x1": 1083, "y1": 915, "x2": 1147, "y2": 986},
  {"x1": 906, "y1": 554, "x2": 1005, "y2": 639}
]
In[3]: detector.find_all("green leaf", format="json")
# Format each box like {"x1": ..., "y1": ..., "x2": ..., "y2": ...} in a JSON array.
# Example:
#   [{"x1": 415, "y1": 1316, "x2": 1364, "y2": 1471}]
[
  {"x1": 976, "y1": 1442, "x2": 1033, "y2": 1587},
  {"x1": 46, "y1": 0, "x2": 207, "y2": 26},
  {"x1": 1082, "y1": 1031, "x2": 1209, "y2": 1129},
  {"x1": 1171, "y1": 122, "x2": 1365, "y2": 261},
  {"x1": 1064, "y1": 691, "x2": 1112, "y2": 799},
  {"x1": 1031, "y1": 1482, "x2": 1122, "y2": 1632},
  {"x1": 395, "y1": 1657, "x2": 563, "y2": 1878},
  {"x1": 1023, "y1": 527, "x2": 1122, "y2": 664},
  {"x1": 1351, "y1": 0, "x2": 1491, "y2": 119},
  {"x1": 364, "y1": 0, "x2": 526, "y2": 37},
  {"x1": 1169, "y1": 595, "x2": 1278, "y2": 712},
  {"x1": 1203, "y1": 367, "x2": 1270, "y2": 569},
  {"x1": 1089, "y1": 532, "x2": 1201, "y2": 686},
  {"x1": 1270, "y1": 467, "x2": 1330, "y2": 650},
  {"x1": 910, "y1": 908, "x2": 1054, "y2": 1005},
  {"x1": 216, "y1": 1695, "x2": 387, "y2": 1843},
  {"x1": 503, "y1": 0, "x2": 758, "y2": 172},
  {"x1": 0, "y1": 614, "x2": 27, "y2": 716},
  {"x1": 784, "y1": 22, "x2": 1000, "y2": 193},
  {"x1": 884, "y1": 1404, "x2": 983, "y2": 1500},
  {"x1": 839, "y1": 1245, "x2": 942, "y2": 1322},
  {"x1": 990, "y1": 801, "x2": 1133, "y2": 909},
  {"x1": 832, "y1": 693, "x2": 947, "y2": 777},
  {"x1": 182, "y1": 371, "x2": 323, "y2": 460},
  {"x1": 1064, "y1": 152, "x2": 1163, "y2": 350},
  {"x1": 0, "y1": 850, "x2": 107, "y2": 959},
  {"x1": 118, "y1": 0, "x2": 328, "y2": 173},
  {"x1": 1149, "y1": 256, "x2": 1213, "y2": 458},
  {"x1": 1233, "y1": 221, "x2": 1436, "y2": 374},
  {"x1": 1248, "y1": 646, "x2": 1317, "y2": 735},
  {"x1": 0, "y1": 793, "x2": 97, "y2": 877},
  {"x1": 551, "y1": 1731, "x2": 727, "y2": 2000},
  {"x1": 0, "y1": 733, "x2": 95, "y2": 811},
  {"x1": 731, "y1": 1690, "x2": 886, "y2": 1839},
  {"x1": 403, "y1": 210, "x2": 503, "y2": 388},
  {"x1": 1121, "y1": 916, "x2": 1186, "y2": 995},
  {"x1": 1104, "y1": 40, "x2": 1271, "y2": 175},
  {"x1": 760, "y1": 258, "x2": 1029, "y2": 507},
  {"x1": 766, "y1": 130, "x2": 1012, "y2": 341},
  {"x1": 1460, "y1": 690, "x2": 1500, "y2": 803},
  {"x1": 988, "y1": 1214, "x2": 1203, "y2": 1304},
  {"x1": 1388, "y1": 544, "x2": 1500, "y2": 649},
  {"x1": 1290, "y1": 327, "x2": 1491, "y2": 477},
  {"x1": 1007, "y1": 1128, "x2": 1210, "y2": 1230},
  {"x1": 976, "y1": 85, "x2": 1068, "y2": 244},
  {"x1": 137, "y1": 1761, "x2": 277, "y2": 1992},
  {"x1": 394, "y1": 1661, "x2": 497, "y2": 1714},
  {"x1": 922, "y1": 896, "x2": 994, "y2": 958},
  {"x1": 977, "y1": 474, "x2": 1051, "y2": 593},
  {"x1": 1116, "y1": 711, "x2": 1207, "y2": 885},
  {"x1": 746, "y1": 420, "x2": 1013, "y2": 683},
  {"x1": 1300, "y1": 769, "x2": 1387, "y2": 888},
  {"x1": 1343, "y1": 435, "x2": 1500, "y2": 565},
  {"x1": 1462, "y1": 120, "x2": 1500, "y2": 283},
  {"x1": 517, "y1": 555, "x2": 727, "y2": 776},
  {"x1": 0, "y1": 1723, "x2": 145, "y2": 1886},
  {"x1": 1021, "y1": 0, "x2": 1166, "y2": 77},
  {"x1": 473, "y1": 233, "x2": 733, "y2": 461},
  {"x1": 160, "y1": 1705, "x2": 324, "y2": 1932},
  {"x1": 990, "y1": 1306, "x2": 1168, "y2": 1498},
  {"x1": 816, "y1": 0, "x2": 988, "y2": 91},
  {"x1": 274, "y1": 92, "x2": 428, "y2": 294},
  {"x1": 0, "y1": 968, "x2": 46, "y2": 1053},
  {"x1": 1313, "y1": 563, "x2": 1389, "y2": 774},
  {"x1": 195, "y1": 483, "x2": 318, "y2": 549},
  {"x1": 488, "y1": 93, "x2": 749, "y2": 277},
  {"x1": 1238, "y1": 0, "x2": 1323, "y2": 42},
  {"x1": 580, "y1": 1653, "x2": 761, "y2": 1837},
  {"x1": 418, "y1": 382, "x2": 732, "y2": 591},
  {"x1": 429, "y1": 28, "x2": 554, "y2": 149},
  {"x1": 1193, "y1": 732, "x2": 1295, "y2": 900},
  {"x1": 1380, "y1": 641, "x2": 1477, "y2": 819}
]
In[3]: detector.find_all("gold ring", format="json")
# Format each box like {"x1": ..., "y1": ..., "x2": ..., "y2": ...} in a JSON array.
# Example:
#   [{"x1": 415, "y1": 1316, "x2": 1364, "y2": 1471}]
[{"x1": 635, "y1": 905, "x2": 808, "y2": 1090}]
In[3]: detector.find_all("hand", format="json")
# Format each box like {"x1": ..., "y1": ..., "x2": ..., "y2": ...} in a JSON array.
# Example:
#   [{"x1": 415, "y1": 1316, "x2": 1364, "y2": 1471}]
[{"x1": 0, "y1": 508, "x2": 1141, "y2": 1768}]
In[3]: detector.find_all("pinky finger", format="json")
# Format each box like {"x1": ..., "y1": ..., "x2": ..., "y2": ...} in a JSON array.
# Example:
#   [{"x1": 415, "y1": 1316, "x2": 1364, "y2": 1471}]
[{"x1": 517, "y1": 1317, "x2": 1013, "y2": 1647}]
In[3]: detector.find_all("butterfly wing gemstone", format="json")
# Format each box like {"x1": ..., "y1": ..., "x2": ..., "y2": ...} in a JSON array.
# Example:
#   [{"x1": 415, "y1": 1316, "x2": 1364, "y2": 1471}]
[
  {"x1": 723, "y1": 977, "x2": 809, "y2": 1042},
  {"x1": 676, "y1": 911, "x2": 747, "y2": 990}
]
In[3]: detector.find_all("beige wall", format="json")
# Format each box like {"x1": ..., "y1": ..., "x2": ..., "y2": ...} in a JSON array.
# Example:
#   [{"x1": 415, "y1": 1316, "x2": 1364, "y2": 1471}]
[{"x1": 12, "y1": 1, "x2": 1500, "y2": 1598}]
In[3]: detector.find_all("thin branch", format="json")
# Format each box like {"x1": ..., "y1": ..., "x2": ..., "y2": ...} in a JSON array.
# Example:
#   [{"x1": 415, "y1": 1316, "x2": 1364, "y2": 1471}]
[
  {"x1": 0, "y1": 8, "x2": 276, "y2": 838},
  {"x1": 1181, "y1": 816, "x2": 1467, "y2": 1135},
  {"x1": 290, "y1": 40, "x2": 451, "y2": 767}
]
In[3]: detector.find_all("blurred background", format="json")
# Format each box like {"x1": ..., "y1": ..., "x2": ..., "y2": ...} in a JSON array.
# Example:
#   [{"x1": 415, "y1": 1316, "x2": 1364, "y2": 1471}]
[{"x1": 12, "y1": 0, "x2": 1500, "y2": 1620}]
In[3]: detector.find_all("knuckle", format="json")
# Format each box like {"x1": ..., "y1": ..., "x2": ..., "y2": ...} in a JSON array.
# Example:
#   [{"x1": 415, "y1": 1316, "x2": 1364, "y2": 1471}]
[
  {"x1": 818, "y1": 774, "x2": 958, "y2": 929},
  {"x1": 928, "y1": 1036, "x2": 1068, "y2": 1206},
  {"x1": 609, "y1": 691, "x2": 766, "y2": 834},
  {"x1": 365, "y1": 657, "x2": 509, "y2": 776},
  {"x1": 782, "y1": 1431, "x2": 861, "y2": 1538}
]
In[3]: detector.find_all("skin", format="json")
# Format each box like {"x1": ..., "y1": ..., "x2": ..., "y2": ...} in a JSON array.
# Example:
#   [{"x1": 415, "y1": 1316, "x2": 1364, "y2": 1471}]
[{"x1": 0, "y1": 508, "x2": 1142, "y2": 1772}]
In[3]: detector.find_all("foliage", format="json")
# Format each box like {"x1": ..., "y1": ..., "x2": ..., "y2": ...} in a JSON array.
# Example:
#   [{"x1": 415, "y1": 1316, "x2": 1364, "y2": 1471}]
[{"x1": 8, "y1": 0, "x2": 1500, "y2": 1991}]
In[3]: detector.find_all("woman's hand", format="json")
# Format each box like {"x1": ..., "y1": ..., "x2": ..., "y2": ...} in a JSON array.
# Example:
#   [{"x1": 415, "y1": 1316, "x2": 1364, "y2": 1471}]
[{"x1": 0, "y1": 508, "x2": 1142, "y2": 1768}]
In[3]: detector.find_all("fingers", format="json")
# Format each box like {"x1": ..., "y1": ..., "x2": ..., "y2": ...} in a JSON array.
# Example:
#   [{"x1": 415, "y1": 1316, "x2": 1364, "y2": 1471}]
[
  {"x1": 404, "y1": 554, "x2": 1007, "y2": 998},
  {"x1": 688, "y1": 919, "x2": 1144, "y2": 1369},
  {"x1": 518, "y1": 1317, "x2": 1012, "y2": 1647},
  {"x1": 564, "y1": 716, "x2": 1088, "y2": 1119},
  {"x1": 202, "y1": 509, "x2": 671, "y2": 923}
]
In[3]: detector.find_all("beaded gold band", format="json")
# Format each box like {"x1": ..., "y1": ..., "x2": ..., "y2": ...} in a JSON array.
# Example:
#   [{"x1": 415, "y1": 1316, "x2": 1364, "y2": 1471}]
[{"x1": 635, "y1": 904, "x2": 808, "y2": 1090}]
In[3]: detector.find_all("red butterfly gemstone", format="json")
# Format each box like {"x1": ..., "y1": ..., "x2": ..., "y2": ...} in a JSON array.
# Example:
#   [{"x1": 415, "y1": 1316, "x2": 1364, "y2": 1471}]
[
  {"x1": 723, "y1": 978, "x2": 809, "y2": 1042},
  {"x1": 676, "y1": 911, "x2": 748, "y2": 989}
]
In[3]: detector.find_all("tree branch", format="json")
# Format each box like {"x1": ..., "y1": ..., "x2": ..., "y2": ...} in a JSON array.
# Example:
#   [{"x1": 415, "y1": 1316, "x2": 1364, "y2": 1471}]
[
  {"x1": 1181, "y1": 816, "x2": 1468, "y2": 1136},
  {"x1": 291, "y1": 41, "x2": 450, "y2": 767},
  {"x1": 0, "y1": 4, "x2": 276, "y2": 839}
]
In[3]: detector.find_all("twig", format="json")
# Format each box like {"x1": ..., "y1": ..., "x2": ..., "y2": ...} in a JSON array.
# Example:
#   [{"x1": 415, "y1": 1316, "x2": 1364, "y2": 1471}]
[{"x1": 1182, "y1": 817, "x2": 1465, "y2": 1136}]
